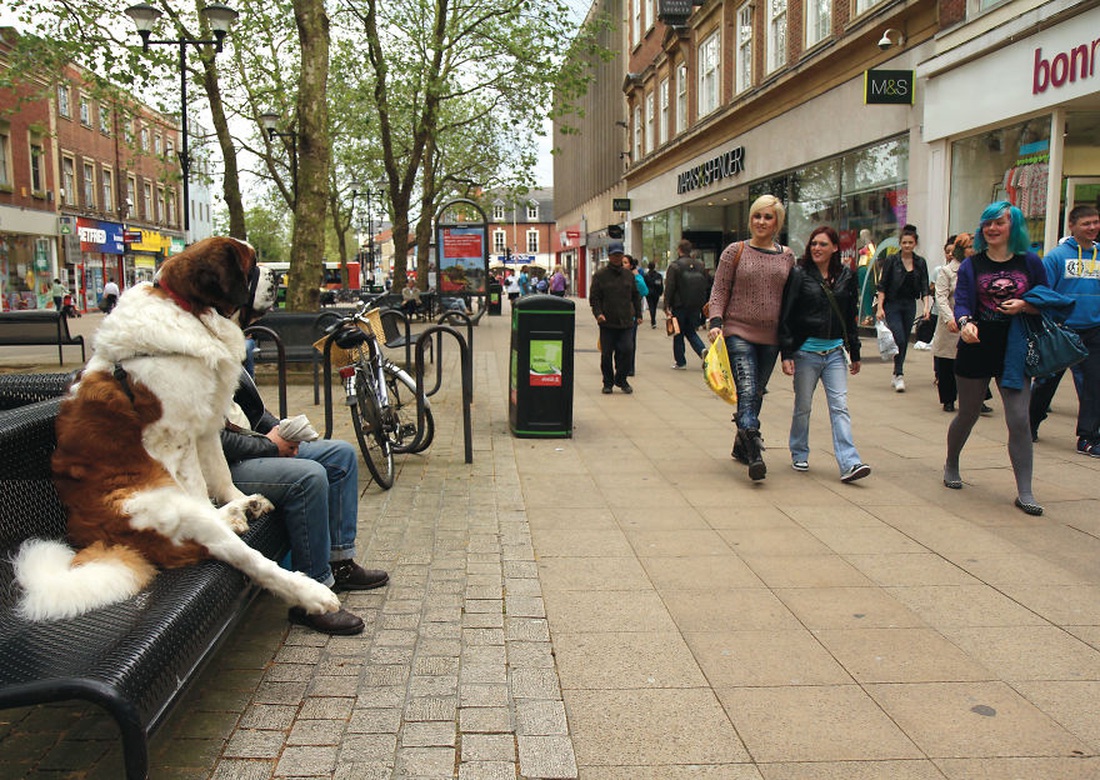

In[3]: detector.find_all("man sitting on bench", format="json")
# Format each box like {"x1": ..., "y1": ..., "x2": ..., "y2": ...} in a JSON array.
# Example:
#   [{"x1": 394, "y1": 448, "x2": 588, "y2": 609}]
[{"x1": 401, "y1": 277, "x2": 423, "y2": 319}]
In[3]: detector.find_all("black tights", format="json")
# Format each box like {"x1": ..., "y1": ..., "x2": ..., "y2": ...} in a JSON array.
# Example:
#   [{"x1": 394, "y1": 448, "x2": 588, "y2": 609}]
[{"x1": 945, "y1": 376, "x2": 1035, "y2": 503}]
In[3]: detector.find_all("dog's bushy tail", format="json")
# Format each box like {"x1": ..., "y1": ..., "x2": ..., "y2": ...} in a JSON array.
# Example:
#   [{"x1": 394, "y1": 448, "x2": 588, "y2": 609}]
[{"x1": 13, "y1": 539, "x2": 156, "y2": 621}]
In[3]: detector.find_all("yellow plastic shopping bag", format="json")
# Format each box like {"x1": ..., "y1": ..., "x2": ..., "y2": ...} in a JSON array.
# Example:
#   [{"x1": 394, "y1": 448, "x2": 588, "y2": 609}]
[{"x1": 703, "y1": 336, "x2": 737, "y2": 405}]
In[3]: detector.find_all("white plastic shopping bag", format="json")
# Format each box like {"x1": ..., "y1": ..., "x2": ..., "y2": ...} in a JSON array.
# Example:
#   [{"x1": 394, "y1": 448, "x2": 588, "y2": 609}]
[{"x1": 876, "y1": 320, "x2": 899, "y2": 361}]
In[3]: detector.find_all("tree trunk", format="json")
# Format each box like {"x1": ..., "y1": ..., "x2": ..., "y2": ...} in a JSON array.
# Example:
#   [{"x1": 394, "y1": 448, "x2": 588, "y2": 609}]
[
  {"x1": 287, "y1": 0, "x2": 331, "y2": 311},
  {"x1": 199, "y1": 56, "x2": 245, "y2": 240}
]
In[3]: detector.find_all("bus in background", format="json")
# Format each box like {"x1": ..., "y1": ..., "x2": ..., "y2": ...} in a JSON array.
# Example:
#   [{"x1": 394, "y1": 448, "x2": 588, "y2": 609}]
[{"x1": 260, "y1": 261, "x2": 361, "y2": 306}]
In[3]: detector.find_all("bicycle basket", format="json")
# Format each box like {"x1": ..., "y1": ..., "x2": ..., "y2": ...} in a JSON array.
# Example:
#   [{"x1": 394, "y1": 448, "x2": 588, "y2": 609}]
[{"x1": 360, "y1": 308, "x2": 384, "y2": 341}]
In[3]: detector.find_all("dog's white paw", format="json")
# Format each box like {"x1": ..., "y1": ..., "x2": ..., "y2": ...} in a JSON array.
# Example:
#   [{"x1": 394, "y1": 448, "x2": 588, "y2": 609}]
[
  {"x1": 293, "y1": 574, "x2": 341, "y2": 614},
  {"x1": 218, "y1": 494, "x2": 273, "y2": 534},
  {"x1": 243, "y1": 494, "x2": 274, "y2": 520}
]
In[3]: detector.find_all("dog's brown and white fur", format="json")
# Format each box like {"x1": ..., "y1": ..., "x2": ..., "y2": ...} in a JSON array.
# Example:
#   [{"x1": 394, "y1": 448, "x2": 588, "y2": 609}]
[{"x1": 14, "y1": 237, "x2": 340, "y2": 621}]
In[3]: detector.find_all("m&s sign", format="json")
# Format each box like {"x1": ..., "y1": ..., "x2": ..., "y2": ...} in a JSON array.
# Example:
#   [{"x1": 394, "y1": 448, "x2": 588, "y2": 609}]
[{"x1": 864, "y1": 69, "x2": 915, "y2": 105}]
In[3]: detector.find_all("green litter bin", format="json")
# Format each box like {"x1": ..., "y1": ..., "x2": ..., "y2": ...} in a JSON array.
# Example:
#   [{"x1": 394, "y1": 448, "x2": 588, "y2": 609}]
[{"x1": 509, "y1": 294, "x2": 574, "y2": 437}]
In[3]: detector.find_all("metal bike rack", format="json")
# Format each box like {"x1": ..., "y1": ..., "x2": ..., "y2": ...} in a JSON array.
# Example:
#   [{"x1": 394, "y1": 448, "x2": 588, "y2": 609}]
[
  {"x1": 414, "y1": 324, "x2": 474, "y2": 464},
  {"x1": 241, "y1": 324, "x2": 288, "y2": 418}
]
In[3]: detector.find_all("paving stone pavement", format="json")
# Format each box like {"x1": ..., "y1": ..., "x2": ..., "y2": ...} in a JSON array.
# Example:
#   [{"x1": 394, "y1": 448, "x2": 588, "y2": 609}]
[{"x1": 2, "y1": 305, "x2": 1100, "y2": 779}]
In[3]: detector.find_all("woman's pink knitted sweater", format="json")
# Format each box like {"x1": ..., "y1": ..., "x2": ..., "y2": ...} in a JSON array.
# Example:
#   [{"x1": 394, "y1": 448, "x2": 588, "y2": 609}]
[{"x1": 707, "y1": 240, "x2": 795, "y2": 345}]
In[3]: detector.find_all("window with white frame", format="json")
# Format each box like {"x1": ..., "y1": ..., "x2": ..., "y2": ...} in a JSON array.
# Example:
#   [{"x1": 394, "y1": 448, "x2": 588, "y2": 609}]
[
  {"x1": 143, "y1": 181, "x2": 153, "y2": 219},
  {"x1": 166, "y1": 191, "x2": 176, "y2": 226},
  {"x1": 58, "y1": 84, "x2": 71, "y2": 118},
  {"x1": 526, "y1": 230, "x2": 539, "y2": 254},
  {"x1": 127, "y1": 175, "x2": 137, "y2": 214},
  {"x1": 855, "y1": 0, "x2": 885, "y2": 13},
  {"x1": 676, "y1": 63, "x2": 688, "y2": 133},
  {"x1": 157, "y1": 187, "x2": 166, "y2": 223},
  {"x1": 62, "y1": 156, "x2": 76, "y2": 204},
  {"x1": 658, "y1": 77, "x2": 670, "y2": 146},
  {"x1": 645, "y1": 91, "x2": 656, "y2": 154},
  {"x1": 166, "y1": 139, "x2": 174, "y2": 161},
  {"x1": 29, "y1": 140, "x2": 44, "y2": 193},
  {"x1": 83, "y1": 161, "x2": 96, "y2": 208},
  {"x1": 736, "y1": 3, "x2": 754, "y2": 94},
  {"x1": 140, "y1": 126, "x2": 149, "y2": 152},
  {"x1": 647, "y1": 0, "x2": 656, "y2": 29},
  {"x1": 79, "y1": 96, "x2": 91, "y2": 126},
  {"x1": 969, "y1": 0, "x2": 1008, "y2": 13},
  {"x1": 99, "y1": 104, "x2": 111, "y2": 135},
  {"x1": 806, "y1": 0, "x2": 830, "y2": 46},
  {"x1": 697, "y1": 30, "x2": 720, "y2": 117},
  {"x1": 493, "y1": 203, "x2": 505, "y2": 221},
  {"x1": 0, "y1": 125, "x2": 10, "y2": 187},
  {"x1": 633, "y1": 105, "x2": 643, "y2": 161},
  {"x1": 526, "y1": 202, "x2": 539, "y2": 220},
  {"x1": 102, "y1": 168, "x2": 114, "y2": 212},
  {"x1": 124, "y1": 120, "x2": 134, "y2": 144},
  {"x1": 767, "y1": 0, "x2": 787, "y2": 73},
  {"x1": 493, "y1": 230, "x2": 506, "y2": 253},
  {"x1": 632, "y1": 0, "x2": 642, "y2": 46},
  {"x1": 154, "y1": 135, "x2": 162, "y2": 156}
]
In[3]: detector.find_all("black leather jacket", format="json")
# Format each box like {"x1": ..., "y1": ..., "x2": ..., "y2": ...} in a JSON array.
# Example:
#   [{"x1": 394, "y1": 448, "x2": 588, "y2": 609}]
[
  {"x1": 778, "y1": 264, "x2": 862, "y2": 362},
  {"x1": 221, "y1": 370, "x2": 281, "y2": 463},
  {"x1": 876, "y1": 252, "x2": 929, "y2": 302}
]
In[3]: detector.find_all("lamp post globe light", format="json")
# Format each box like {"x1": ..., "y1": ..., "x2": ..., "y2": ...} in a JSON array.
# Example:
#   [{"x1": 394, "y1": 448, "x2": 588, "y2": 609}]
[
  {"x1": 125, "y1": 3, "x2": 239, "y2": 237},
  {"x1": 261, "y1": 111, "x2": 299, "y2": 209}
]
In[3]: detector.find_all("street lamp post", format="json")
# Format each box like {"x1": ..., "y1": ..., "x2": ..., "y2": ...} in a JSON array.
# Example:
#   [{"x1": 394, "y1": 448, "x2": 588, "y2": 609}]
[
  {"x1": 125, "y1": 3, "x2": 238, "y2": 237},
  {"x1": 260, "y1": 111, "x2": 298, "y2": 208},
  {"x1": 351, "y1": 180, "x2": 385, "y2": 284}
]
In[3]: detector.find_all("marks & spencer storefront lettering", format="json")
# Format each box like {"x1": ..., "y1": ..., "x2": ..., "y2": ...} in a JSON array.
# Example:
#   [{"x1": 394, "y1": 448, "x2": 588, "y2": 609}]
[{"x1": 676, "y1": 146, "x2": 745, "y2": 195}]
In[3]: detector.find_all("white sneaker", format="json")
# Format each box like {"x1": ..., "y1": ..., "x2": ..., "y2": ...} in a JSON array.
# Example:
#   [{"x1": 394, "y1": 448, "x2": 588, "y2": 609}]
[
  {"x1": 671, "y1": 363, "x2": 687, "y2": 370},
  {"x1": 895, "y1": 376, "x2": 905, "y2": 393},
  {"x1": 890, "y1": 374, "x2": 899, "y2": 389}
]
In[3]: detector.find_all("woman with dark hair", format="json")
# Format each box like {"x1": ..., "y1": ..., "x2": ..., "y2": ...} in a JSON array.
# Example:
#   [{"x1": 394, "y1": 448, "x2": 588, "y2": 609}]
[
  {"x1": 945, "y1": 201, "x2": 1047, "y2": 515},
  {"x1": 778, "y1": 226, "x2": 870, "y2": 482},
  {"x1": 875, "y1": 224, "x2": 931, "y2": 392}
]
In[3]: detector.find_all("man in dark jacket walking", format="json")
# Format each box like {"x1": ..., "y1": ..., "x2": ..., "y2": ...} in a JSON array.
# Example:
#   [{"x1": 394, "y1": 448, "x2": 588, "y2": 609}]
[
  {"x1": 664, "y1": 239, "x2": 709, "y2": 369},
  {"x1": 590, "y1": 241, "x2": 642, "y2": 394}
]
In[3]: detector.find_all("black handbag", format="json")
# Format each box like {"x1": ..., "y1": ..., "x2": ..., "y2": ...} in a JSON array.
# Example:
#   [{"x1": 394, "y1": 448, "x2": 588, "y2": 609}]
[{"x1": 1023, "y1": 312, "x2": 1088, "y2": 378}]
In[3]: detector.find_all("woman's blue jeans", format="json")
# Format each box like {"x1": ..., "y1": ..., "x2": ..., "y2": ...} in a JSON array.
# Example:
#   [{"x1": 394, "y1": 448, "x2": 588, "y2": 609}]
[
  {"x1": 724, "y1": 334, "x2": 780, "y2": 431},
  {"x1": 789, "y1": 348, "x2": 862, "y2": 473},
  {"x1": 884, "y1": 298, "x2": 916, "y2": 376},
  {"x1": 228, "y1": 438, "x2": 358, "y2": 587}
]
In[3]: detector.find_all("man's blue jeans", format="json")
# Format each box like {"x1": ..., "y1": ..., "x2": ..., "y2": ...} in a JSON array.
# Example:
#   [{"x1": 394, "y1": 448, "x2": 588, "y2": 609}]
[
  {"x1": 672, "y1": 307, "x2": 706, "y2": 366},
  {"x1": 228, "y1": 439, "x2": 358, "y2": 587},
  {"x1": 725, "y1": 334, "x2": 780, "y2": 431},
  {"x1": 789, "y1": 348, "x2": 862, "y2": 473}
]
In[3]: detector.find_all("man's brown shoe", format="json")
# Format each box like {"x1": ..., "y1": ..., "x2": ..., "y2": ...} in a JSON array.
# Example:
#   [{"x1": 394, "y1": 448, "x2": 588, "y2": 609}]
[
  {"x1": 332, "y1": 560, "x2": 389, "y2": 592},
  {"x1": 288, "y1": 606, "x2": 365, "y2": 635}
]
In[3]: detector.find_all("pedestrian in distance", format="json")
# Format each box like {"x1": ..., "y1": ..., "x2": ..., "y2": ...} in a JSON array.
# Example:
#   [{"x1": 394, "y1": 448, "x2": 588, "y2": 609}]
[
  {"x1": 625, "y1": 254, "x2": 648, "y2": 377},
  {"x1": 51, "y1": 278, "x2": 68, "y2": 315},
  {"x1": 875, "y1": 224, "x2": 931, "y2": 392},
  {"x1": 778, "y1": 226, "x2": 870, "y2": 482},
  {"x1": 643, "y1": 261, "x2": 664, "y2": 328},
  {"x1": 664, "y1": 238, "x2": 709, "y2": 369},
  {"x1": 101, "y1": 277, "x2": 120, "y2": 314},
  {"x1": 505, "y1": 272, "x2": 521, "y2": 304},
  {"x1": 222, "y1": 370, "x2": 389, "y2": 635},
  {"x1": 931, "y1": 233, "x2": 972, "y2": 412},
  {"x1": 549, "y1": 265, "x2": 569, "y2": 297},
  {"x1": 1028, "y1": 204, "x2": 1100, "y2": 455},
  {"x1": 707, "y1": 194, "x2": 796, "y2": 481},
  {"x1": 944, "y1": 201, "x2": 1049, "y2": 516},
  {"x1": 590, "y1": 241, "x2": 642, "y2": 395}
]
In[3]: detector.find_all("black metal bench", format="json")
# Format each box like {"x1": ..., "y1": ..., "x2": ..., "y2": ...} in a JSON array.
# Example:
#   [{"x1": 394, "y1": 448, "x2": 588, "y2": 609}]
[
  {"x1": 246, "y1": 311, "x2": 337, "y2": 405},
  {"x1": 0, "y1": 311, "x2": 86, "y2": 366},
  {"x1": 0, "y1": 376, "x2": 289, "y2": 780}
]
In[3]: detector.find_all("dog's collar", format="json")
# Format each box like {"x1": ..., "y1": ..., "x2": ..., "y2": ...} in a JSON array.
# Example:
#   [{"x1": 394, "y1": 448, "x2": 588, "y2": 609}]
[{"x1": 154, "y1": 280, "x2": 194, "y2": 313}]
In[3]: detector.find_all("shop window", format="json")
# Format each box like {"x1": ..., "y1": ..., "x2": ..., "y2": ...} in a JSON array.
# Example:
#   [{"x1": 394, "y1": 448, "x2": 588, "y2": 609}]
[
  {"x1": 676, "y1": 63, "x2": 688, "y2": 133},
  {"x1": 766, "y1": 0, "x2": 787, "y2": 74},
  {"x1": 645, "y1": 91, "x2": 655, "y2": 154},
  {"x1": 698, "y1": 30, "x2": 720, "y2": 117},
  {"x1": 526, "y1": 230, "x2": 539, "y2": 254},
  {"x1": 805, "y1": 0, "x2": 830, "y2": 48},
  {"x1": 736, "y1": 4, "x2": 753, "y2": 94},
  {"x1": 83, "y1": 162, "x2": 96, "y2": 209},
  {"x1": 659, "y1": 77, "x2": 669, "y2": 145},
  {"x1": 61, "y1": 156, "x2": 75, "y2": 204},
  {"x1": 950, "y1": 117, "x2": 1050, "y2": 250},
  {"x1": 58, "y1": 84, "x2": 71, "y2": 118}
]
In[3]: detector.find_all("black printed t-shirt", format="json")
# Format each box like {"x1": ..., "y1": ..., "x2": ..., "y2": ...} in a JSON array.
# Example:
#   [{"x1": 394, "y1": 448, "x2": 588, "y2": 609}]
[{"x1": 955, "y1": 252, "x2": 1032, "y2": 379}]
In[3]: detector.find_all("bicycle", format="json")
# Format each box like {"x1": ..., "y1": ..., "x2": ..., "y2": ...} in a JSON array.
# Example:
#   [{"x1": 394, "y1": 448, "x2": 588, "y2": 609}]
[{"x1": 328, "y1": 305, "x2": 435, "y2": 489}]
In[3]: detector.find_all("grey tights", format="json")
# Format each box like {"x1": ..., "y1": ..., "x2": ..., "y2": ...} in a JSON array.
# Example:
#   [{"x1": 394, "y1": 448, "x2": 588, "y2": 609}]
[{"x1": 945, "y1": 376, "x2": 1036, "y2": 504}]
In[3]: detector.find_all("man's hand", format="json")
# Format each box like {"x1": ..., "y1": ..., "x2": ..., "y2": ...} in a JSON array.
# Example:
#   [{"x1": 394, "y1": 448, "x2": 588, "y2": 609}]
[
  {"x1": 266, "y1": 429, "x2": 299, "y2": 458},
  {"x1": 596, "y1": 314, "x2": 606, "y2": 324}
]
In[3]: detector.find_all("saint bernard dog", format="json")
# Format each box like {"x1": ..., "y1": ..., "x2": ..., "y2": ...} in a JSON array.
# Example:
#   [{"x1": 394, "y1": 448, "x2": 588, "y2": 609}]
[{"x1": 13, "y1": 236, "x2": 340, "y2": 621}]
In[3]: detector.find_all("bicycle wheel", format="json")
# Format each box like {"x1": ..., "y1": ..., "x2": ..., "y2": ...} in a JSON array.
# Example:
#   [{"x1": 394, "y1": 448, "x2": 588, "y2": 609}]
[
  {"x1": 349, "y1": 367, "x2": 395, "y2": 489},
  {"x1": 384, "y1": 364, "x2": 435, "y2": 454}
]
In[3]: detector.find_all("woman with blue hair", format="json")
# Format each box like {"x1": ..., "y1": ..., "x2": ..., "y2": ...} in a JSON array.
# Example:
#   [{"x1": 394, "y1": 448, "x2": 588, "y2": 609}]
[{"x1": 944, "y1": 201, "x2": 1047, "y2": 515}]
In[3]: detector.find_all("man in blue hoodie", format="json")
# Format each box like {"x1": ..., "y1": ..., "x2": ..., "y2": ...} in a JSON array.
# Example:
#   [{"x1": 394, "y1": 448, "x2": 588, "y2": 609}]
[{"x1": 1029, "y1": 204, "x2": 1100, "y2": 455}]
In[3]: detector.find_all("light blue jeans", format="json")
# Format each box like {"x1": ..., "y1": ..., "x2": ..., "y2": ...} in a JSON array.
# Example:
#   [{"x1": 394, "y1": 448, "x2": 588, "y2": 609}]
[
  {"x1": 789, "y1": 348, "x2": 862, "y2": 474},
  {"x1": 725, "y1": 334, "x2": 780, "y2": 431},
  {"x1": 228, "y1": 438, "x2": 358, "y2": 587}
]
